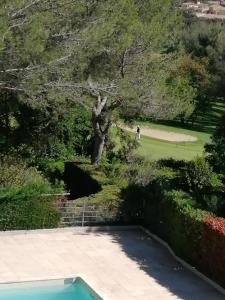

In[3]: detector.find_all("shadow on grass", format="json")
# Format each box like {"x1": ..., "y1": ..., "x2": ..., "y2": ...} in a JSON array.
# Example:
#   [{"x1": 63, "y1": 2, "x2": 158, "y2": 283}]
[{"x1": 152, "y1": 100, "x2": 225, "y2": 135}]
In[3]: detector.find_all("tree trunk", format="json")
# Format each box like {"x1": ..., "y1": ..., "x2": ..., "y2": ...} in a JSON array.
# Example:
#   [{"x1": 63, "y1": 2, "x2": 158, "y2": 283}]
[
  {"x1": 180, "y1": 116, "x2": 185, "y2": 126},
  {"x1": 91, "y1": 133, "x2": 105, "y2": 166},
  {"x1": 91, "y1": 95, "x2": 109, "y2": 165}
]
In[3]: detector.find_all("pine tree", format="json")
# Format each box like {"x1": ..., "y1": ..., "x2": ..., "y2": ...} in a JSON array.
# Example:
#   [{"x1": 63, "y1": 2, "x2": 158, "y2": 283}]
[{"x1": 0, "y1": 0, "x2": 194, "y2": 164}]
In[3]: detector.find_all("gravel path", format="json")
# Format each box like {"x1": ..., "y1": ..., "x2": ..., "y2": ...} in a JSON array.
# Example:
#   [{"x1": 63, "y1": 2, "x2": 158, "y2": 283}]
[{"x1": 123, "y1": 125, "x2": 198, "y2": 142}]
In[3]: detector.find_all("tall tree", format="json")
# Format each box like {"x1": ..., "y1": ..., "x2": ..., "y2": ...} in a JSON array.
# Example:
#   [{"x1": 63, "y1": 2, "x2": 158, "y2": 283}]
[
  {"x1": 182, "y1": 19, "x2": 225, "y2": 98},
  {"x1": 205, "y1": 114, "x2": 225, "y2": 174},
  {"x1": 64, "y1": 0, "x2": 192, "y2": 164},
  {"x1": 0, "y1": 0, "x2": 193, "y2": 165}
]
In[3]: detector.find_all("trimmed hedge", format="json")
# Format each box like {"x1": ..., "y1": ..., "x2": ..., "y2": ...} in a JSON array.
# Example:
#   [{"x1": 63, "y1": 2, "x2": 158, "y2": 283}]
[
  {"x1": 74, "y1": 184, "x2": 122, "y2": 223},
  {"x1": 0, "y1": 180, "x2": 60, "y2": 230},
  {"x1": 63, "y1": 159, "x2": 123, "y2": 224},
  {"x1": 64, "y1": 160, "x2": 102, "y2": 199},
  {"x1": 122, "y1": 183, "x2": 225, "y2": 288},
  {"x1": 0, "y1": 191, "x2": 60, "y2": 230},
  {"x1": 0, "y1": 161, "x2": 61, "y2": 230},
  {"x1": 144, "y1": 192, "x2": 225, "y2": 288},
  {"x1": 200, "y1": 216, "x2": 225, "y2": 287},
  {"x1": 142, "y1": 190, "x2": 207, "y2": 262}
]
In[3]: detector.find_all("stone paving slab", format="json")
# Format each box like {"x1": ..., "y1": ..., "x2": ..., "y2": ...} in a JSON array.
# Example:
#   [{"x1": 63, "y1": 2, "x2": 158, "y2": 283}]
[{"x1": 0, "y1": 228, "x2": 224, "y2": 300}]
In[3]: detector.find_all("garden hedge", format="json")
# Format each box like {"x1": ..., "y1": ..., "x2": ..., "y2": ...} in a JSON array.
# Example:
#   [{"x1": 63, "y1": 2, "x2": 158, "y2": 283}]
[
  {"x1": 0, "y1": 179, "x2": 61, "y2": 231},
  {"x1": 200, "y1": 216, "x2": 225, "y2": 287},
  {"x1": 62, "y1": 159, "x2": 123, "y2": 225},
  {"x1": 122, "y1": 182, "x2": 225, "y2": 288},
  {"x1": 140, "y1": 190, "x2": 225, "y2": 288}
]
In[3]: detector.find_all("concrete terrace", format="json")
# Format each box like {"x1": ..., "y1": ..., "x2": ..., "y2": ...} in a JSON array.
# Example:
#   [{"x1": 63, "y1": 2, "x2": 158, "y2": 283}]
[{"x1": 0, "y1": 227, "x2": 224, "y2": 300}]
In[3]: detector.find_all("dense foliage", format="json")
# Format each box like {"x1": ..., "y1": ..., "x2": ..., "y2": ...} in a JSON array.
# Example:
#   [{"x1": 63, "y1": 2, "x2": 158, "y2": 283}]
[
  {"x1": 0, "y1": 160, "x2": 60, "y2": 230},
  {"x1": 183, "y1": 157, "x2": 224, "y2": 212},
  {"x1": 181, "y1": 18, "x2": 225, "y2": 124},
  {"x1": 0, "y1": 3, "x2": 225, "y2": 289},
  {"x1": 62, "y1": 159, "x2": 123, "y2": 225},
  {"x1": 201, "y1": 215, "x2": 225, "y2": 286},
  {"x1": 121, "y1": 161, "x2": 225, "y2": 287},
  {"x1": 205, "y1": 114, "x2": 225, "y2": 175},
  {"x1": 0, "y1": 0, "x2": 196, "y2": 165},
  {"x1": 0, "y1": 2, "x2": 225, "y2": 165}
]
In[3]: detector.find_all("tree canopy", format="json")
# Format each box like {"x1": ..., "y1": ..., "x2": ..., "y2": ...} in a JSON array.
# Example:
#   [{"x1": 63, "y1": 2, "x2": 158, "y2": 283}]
[{"x1": 0, "y1": 0, "x2": 198, "y2": 164}]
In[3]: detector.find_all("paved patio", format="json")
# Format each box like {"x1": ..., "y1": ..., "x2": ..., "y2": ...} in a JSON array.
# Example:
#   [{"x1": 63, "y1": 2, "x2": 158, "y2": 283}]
[{"x1": 0, "y1": 227, "x2": 224, "y2": 300}]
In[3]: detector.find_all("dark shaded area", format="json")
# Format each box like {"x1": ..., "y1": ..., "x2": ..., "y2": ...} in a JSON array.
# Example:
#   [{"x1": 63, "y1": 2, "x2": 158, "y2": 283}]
[
  {"x1": 82, "y1": 229, "x2": 224, "y2": 300},
  {"x1": 119, "y1": 174, "x2": 225, "y2": 289},
  {"x1": 157, "y1": 101, "x2": 225, "y2": 134},
  {"x1": 64, "y1": 161, "x2": 101, "y2": 199},
  {"x1": 132, "y1": 100, "x2": 225, "y2": 135}
]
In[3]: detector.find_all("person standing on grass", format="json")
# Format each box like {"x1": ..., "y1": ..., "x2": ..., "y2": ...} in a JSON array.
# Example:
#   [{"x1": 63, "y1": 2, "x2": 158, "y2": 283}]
[{"x1": 136, "y1": 125, "x2": 141, "y2": 140}]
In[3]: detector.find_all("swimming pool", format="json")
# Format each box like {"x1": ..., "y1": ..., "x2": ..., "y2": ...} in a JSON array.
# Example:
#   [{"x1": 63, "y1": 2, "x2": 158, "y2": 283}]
[{"x1": 0, "y1": 277, "x2": 103, "y2": 300}]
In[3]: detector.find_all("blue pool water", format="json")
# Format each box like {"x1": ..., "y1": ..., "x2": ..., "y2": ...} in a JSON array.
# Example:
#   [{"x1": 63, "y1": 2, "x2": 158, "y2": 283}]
[{"x1": 0, "y1": 278, "x2": 102, "y2": 300}]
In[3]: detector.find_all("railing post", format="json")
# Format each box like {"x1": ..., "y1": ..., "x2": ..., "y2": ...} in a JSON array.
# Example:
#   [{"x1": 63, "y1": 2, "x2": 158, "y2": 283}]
[{"x1": 82, "y1": 198, "x2": 86, "y2": 227}]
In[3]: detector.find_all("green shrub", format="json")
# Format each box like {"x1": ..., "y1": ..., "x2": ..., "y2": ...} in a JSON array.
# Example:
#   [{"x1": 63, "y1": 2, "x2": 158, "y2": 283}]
[
  {"x1": 201, "y1": 215, "x2": 225, "y2": 287},
  {"x1": 74, "y1": 184, "x2": 122, "y2": 223},
  {"x1": 121, "y1": 157, "x2": 225, "y2": 288},
  {"x1": 99, "y1": 157, "x2": 123, "y2": 179},
  {"x1": 0, "y1": 160, "x2": 60, "y2": 230},
  {"x1": 184, "y1": 157, "x2": 213, "y2": 196},
  {"x1": 37, "y1": 158, "x2": 65, "y2": 186},
  {"x1": 0, "y1": 184, "x2": 60, "y2": 230},
  {"x1": 64, "y1": 159, "x2": 123, "y2": 224},
  {"x1": 143, "y1": 188, "x2": 225, "y2": 288},
  {"x1": 160, "y1": 190, "x2": 206, "y2": 259},
  {"x1": 183, "y1": 157, "x2": 224, "y2": 212},
  {"x1": 121, "y1": 177, "x2": 207, "y2": 258},
  {"x1": 0, "y1": 159, "x2": 44, "y2": 187},
  {"x1": 125, "y1": 155, "x2": 159, "y2": 187},
  {"x1": 205, "y1": 113, "x2": 225, "y2": 174}
]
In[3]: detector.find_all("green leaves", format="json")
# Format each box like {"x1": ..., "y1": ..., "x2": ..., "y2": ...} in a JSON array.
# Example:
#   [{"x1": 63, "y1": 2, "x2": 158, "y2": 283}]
[
  {"x1": 205, "y1": 113, "x2": 225, "y2": 175},
  {"x1": 0, "y1": 0, "x2": 192, "y2": 163}
]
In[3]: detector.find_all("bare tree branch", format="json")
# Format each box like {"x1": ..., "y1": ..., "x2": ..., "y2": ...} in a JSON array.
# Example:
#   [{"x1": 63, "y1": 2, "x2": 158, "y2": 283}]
[
  {"x1": 2, "y1": 19, "x2": 28, "y2": 44},
  {"x1": 0, "y1": 54, "x2": 72, "y2": 74},
  {"x1": 0, "y1": 82, "x2": 23, "y2": 92},
  {"x1": 11, "y1": 0, "x2": 42, "y2": 18}
]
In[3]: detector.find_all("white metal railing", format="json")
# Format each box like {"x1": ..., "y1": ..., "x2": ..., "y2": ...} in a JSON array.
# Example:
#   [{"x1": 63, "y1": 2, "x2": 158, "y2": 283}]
[{"x1": 58, "y1": 198, "x2": 111, "y2": 227}]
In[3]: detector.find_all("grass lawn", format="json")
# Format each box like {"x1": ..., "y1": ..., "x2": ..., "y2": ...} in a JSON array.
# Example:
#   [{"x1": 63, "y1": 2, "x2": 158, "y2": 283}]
[
  {"x1": 124, "y1": 100, "x2": 225, "y2": 161},
  {"x1": 118, "y1": 99, "x2": 225, "y2": 160},
  {"x1": 137, "y1": 130, "x2": 210, "y2": 161},
  {"x1": 119, "y1": 122, "x2": 210, "y2": 161},
  {"x1": 157, "y1": 100, "x2": 225, "y2": 134}
]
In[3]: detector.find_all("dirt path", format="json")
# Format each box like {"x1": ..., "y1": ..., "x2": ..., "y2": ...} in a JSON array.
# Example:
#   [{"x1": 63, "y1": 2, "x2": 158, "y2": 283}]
[{"x1": 122, "y1": 125, "x2": 198, "y2": 142}]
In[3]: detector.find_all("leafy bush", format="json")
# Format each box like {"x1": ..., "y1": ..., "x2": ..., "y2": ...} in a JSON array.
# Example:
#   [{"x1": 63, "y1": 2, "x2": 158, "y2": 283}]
[
  {"x1": 205, "y1": 113, "x2": 225, "y2": 174},
  {"x1": 0, "y1": 160, "x2": 60, "y2": 230},
  {"x1": 132, "y1": 186, "x2": 205, "y2": 259},
  {"x1": 0, "y1": 186, "x2": 60, "y2": 230},
  {"x1": 0, "y1": 159, "x2": 44, "y2": 187},
  {"x1": 64, "y1": 160, "x2": 102, "y2": 199},
  {"x1": 63, "y1": 159, "x2": 123, "y2": 224},
  {"x1": 98, "y1": 157, "x2": 129, "y2": 189},
  {"x1": 116, "y1": 128, "x2": 139, "y2": 162},
  {"x1": 183, "y1": 157, "x2": 224, "y2": 212},
  {"x1": 121, "y1": 175, "x2": 225, "y2": 288},
  {"x1": 200, "y1": 216, "x2": 225, "y2": 287},
  {"x1": 125, "y1": 156, "x2": 157, "y2": 187},
  {"x1": 159, "y1": 190, "x2": 205, "y2": 259},
  {"x1": 74, "y1": 184, "x2": 122, "y2": 224},
  {"x1": 184, "y1": 157, "x2": 214, "y2": 195},
  {"x1": 145, "y1": 189, "x2": 225, "y2": 288},
  {"x1": 1, "y1": 104, "x2": 93, "y2": 163},
  {"x1": 37, "y1": 158, "x2": 65, "y2": 186},
  {"x1": 157, "y1": 158, "x2": 186, "y2": 170}
]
